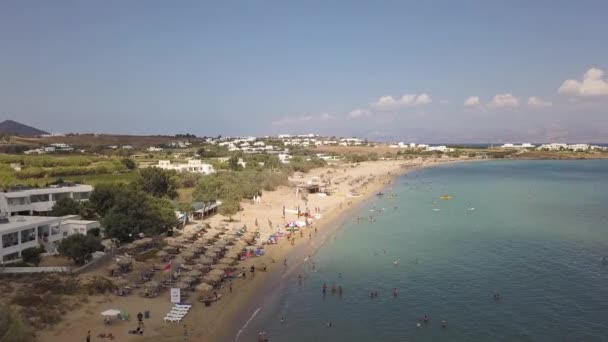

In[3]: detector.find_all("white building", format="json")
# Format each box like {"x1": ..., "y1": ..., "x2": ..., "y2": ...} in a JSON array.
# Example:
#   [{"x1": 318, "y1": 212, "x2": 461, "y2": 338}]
[
  {"x1": 278, "y1": 153, "x2": 292, "y2": 164},
  {"x1": 0, "y1": 215, "x2": 62, "y2": 262},
  {"x1": 426, "y1": 146, "x2": 451, "y2": 152},
  {"x1": 157, "y1": 159, "x2": 216, "y2": 174},
  {"x1": 0, "y1": 184, "x2": 94, "y2": 216},
  {"x1": 501, "y1": 143, "x2": 535, "y2": 149},
  {"x1": 537, "y1": 143, "x2": 568, "y2": 151},
  {"x1": 61, "y1": 219, "x2": 101, "y2": 236},
  {"x1": 148, "y1": 146, "x2": 163, "y2": 152},
  {"x1": 568, "y1": 144, "x2": 590, "y2": 151},
  {"x1": 0, "y1": 215, "x2": 100, "y2": 263}
]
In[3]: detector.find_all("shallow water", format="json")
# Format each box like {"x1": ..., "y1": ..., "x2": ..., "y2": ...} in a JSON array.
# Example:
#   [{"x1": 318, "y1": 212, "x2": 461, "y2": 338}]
[{"x1": 240, "y1": 160, "x2": 608, "y2": 342}]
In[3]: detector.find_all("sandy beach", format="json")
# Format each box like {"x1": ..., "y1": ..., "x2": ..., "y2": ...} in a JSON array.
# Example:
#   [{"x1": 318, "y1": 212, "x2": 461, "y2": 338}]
[{"x1": 37, "y1": 158, "x2": 466, "y2": 342}]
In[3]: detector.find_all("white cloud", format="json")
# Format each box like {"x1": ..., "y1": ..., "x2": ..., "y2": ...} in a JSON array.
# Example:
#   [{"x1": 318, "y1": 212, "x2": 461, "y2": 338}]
[
  {"x1": 271, "y1": 113, "x2": 335, "y2": 126},
  {"x1": 489, "y1": 93, "x2": 519, "y2": 108},
  {"x1": 464, "y1": 96, "x2": 480, "y2": 106},
  {"x1": 348, "y1": 108, "x2": 371, "y2": 118},
  {"x1": 415, "y1": 93, "x2": 432, "y2": 105},
  {"x1": 527, "y1": 96, "x2": 552, "y2": 107},
  {"x1": 372, "y1": 93, "x2": 432, "y2": 109},
  {"x1": 558, "y1": 68, "x2": 608, "y2": 97}
]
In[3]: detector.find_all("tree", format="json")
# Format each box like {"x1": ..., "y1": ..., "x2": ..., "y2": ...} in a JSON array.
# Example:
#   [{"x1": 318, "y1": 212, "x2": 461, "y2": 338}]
[
  {"x1": 79, "y1": 201, "x2": 98, "y2": 220},
  {"x1": 49, "y1": 197, "x2": 81, "y2": 216},
  {"x1": 133, "y1": 168, "x2": 178, "y2": 199},
  {"x1": 89, "y1": 183, "x2": 126, "y2": 217},
  {"x1": 0, "y1": 305, "x2": 35, "y2": 342},
  {"x1": 58, "y1": 234, "x2": 102, "y2": 265},
  {"x1": 102, "y1": 190, "x2": 177, "y2": 242},
  {"x1": 219, "y1": 198, "x2": 240, "y2": 221},
  {"x1": 227, "y1": 156, "x2": 242, "y2": 171},
  {"x1": 21, "y1": 246, "x2": 45, "y2": 266},
  {"x1": 120, "y1": 158, "x2": 137, "y2": 170}
]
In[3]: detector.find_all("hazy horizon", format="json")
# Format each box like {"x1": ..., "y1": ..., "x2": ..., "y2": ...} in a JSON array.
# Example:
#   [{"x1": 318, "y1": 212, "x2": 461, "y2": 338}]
[{"x1": 1, "y1": 1, "x2": 608, "y2": 142}]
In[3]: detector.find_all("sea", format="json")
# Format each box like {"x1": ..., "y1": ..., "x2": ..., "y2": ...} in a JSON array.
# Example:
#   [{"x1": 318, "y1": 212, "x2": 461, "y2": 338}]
[{"x1": 237, "y1": 160, "x2": 608, "y2": 342}]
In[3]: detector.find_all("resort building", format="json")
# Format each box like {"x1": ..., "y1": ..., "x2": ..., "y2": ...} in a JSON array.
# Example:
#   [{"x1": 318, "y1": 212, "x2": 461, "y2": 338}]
[
  {"x1": 0, "y1": 215, "x2": 100, "y2": 263},
  {"x1": 0, "y1": 184, "x2": 94, "y2": 216},
  {"x1": 157, "y1": 159, "x2": 216, "y2": 174}
]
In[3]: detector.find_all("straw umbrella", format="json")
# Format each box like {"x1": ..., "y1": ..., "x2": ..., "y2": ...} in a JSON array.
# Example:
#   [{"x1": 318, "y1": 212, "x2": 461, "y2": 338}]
[
  {"x1": 182, "y1": 251, "x2": 195, "y2": 261},
  {"x1": 210, "y1": 263, "x2": 230, "y2": 271},
  {"x1": 198, "y1": 256, "x2": 213, "y2": 265},
  {"x1": 156, "y1": 250, "x2": 168, "y2": 258},
  {"x1": 204, "y1": 251, "x2": 218, "y2": 259},
  {"x1": 202, "y1": 273, "x2": 222, "y2": 285},
  {"x1": 219, "y1": 257, "x2": 236, "y2": 266},
  {"x1": 185, "y1": 270, "x2": 203, "y2": 278},
  {"x1": 180, "y1": 276, "x2": 197, "y2": 285},
  {"x1": 174, "y1": 282, "x2": 190, "y2": 290},
  {"x1": 144, "y1": 281, "x2": 160, "y2": 290},
  {"x1": 208, "y1": 246, "x2": 222, "y2": 253},
  {"x1": 208, "y1": 269, "x2": 225, "y2": 277},
  {"x1": 163, "y1": 245, "x2": 178, "y2": 254},
  {"x1": 195, "y1": 283, "x2": 214, "y2": 293}
]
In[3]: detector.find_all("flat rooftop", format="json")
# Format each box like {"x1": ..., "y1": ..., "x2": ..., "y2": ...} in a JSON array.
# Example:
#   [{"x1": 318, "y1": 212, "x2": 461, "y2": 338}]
[
  {"x1": 1, "y1": 184, "x2": 93, "y2": 198},
  {"x1": 0, "y1": 216, "x2": 61, "y2": 233}
]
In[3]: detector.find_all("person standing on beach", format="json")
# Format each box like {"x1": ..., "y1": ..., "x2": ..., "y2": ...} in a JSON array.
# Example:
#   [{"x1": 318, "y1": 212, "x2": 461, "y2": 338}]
[
  {"x1": 229, "y1": 281, "x2": 233, "y2": 293},
  {"x1": 86, "y1": 331, "x2": 91, "y2": 342},
  {"x1": 183, "y1": 324, "x2": 189, "y2": 341}
]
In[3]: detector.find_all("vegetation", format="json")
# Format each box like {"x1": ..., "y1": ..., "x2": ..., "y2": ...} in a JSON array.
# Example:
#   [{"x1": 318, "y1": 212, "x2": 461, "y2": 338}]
[
  {"x1": 132, "y1": 167, "x2": 178, "y2": 198},
  {"x1": 58, "y1": 234, "x2": 102, "y2": 265},
  {"x1": 20, "y1": 246, "x2": 46, "y2": 266},
  {"x1": 102, "y1": 190, "x2": 177, "y2": 242},
  {"x1": 49, "y1": 197, "x2": 82, "y2": 216},
  {"x1": 0, "y1": 305, "x2": 34, "y2": 342}
]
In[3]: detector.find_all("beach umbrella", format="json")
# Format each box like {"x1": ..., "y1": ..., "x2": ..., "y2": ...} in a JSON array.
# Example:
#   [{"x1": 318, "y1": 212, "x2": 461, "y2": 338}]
[
  {"x1": 163, "y1": 245, "x2": 178, "y2": 253},
  {"x1": 219, "y1": 257, "x2": 236, "y2": 265},
  {"x1": 144, "y1": 281, "x2": 160, "y2": 290},
  {"x1": 101, "y1": 309, "x2": 121, "y2": 317},
  {"x1": 208, "y1": 246, "x2": 222, "y2": 253},
  {"x1": 174, "y1": 282, "x2": 190, "y2": 290},
  {"x1": 195, "y1": 283, "x2": 214, "y2": 293},
  {"x1": 209, "y1": 269, "x2": 226, "y2": 277},
  {"x1": 182, "y1": 251, "x2": 195, "y2": 260},
  {"x1": 198, "y1": 256, "x2": 213, "y2": 265},
  {"x1": 186, "y1": 270, "x2": 203, "y2": 278},
  {"x1": 210, "y1": 263, "x2": 230, "y2": 271},
  {"x1": 202, "y1": 273, "x2": 222, "y2": 284},
  {"x1": 116, "y1": 258, "x2": 132, "y2": 267},
  {"x1": 181, "y1": 276, "x2": 196, "y2": 285}
]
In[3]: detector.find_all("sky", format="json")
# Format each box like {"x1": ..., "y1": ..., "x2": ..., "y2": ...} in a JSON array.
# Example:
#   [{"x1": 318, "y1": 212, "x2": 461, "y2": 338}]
[{"x1": 1, "y1": 1, "x2": 608, "y2": 143}]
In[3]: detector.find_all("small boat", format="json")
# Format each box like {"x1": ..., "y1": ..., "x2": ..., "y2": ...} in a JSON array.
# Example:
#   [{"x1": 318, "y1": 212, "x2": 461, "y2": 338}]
[
  {"x1": 439, "y1": 194, "x2": 452, "y2": 200},
  {"x1": 376, "y1": 192, "x2": 385, "y2": 196}
]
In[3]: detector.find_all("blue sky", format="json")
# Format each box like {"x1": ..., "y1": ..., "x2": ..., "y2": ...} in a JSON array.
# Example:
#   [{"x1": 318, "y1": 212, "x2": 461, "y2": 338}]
[{"x1": 1, "y1": 1, "x2": 608, "y2": 142}]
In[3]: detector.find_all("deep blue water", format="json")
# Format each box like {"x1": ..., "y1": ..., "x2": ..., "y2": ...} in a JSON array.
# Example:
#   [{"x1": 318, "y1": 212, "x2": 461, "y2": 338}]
[{"x1": 240, "y1": 160, "x2": 608, "y2": 342}]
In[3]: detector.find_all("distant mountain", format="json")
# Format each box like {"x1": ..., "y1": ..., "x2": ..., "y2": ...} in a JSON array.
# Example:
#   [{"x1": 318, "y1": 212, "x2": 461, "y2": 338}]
[{"x1": 0, "y1": 120, "x2": 48, "y2": 136}]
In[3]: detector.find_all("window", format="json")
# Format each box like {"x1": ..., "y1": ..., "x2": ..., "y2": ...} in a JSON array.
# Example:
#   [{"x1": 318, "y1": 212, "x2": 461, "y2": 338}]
[
  {"x1": 30, "y1": 194, "x2": 50, "y2": 203},
  {"x1": 20, "y1": 228, "x2": 36, "y2": 243},
  {"x1": 2, "y1": 252, "x2": 20, "y2": 262},
  {"x1": 2, "y1": 232, "x2": 19, "y2": 248},
  {"x1": 8, "y1": 197, "x2": 28, "y2": 206},
  {"x1": 52, "y1": 193, "x2": 70, "y2": 201}
]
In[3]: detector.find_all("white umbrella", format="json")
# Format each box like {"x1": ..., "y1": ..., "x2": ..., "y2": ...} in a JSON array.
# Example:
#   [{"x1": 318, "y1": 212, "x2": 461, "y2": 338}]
[{"x1": 101, "y1": 309, "x2": 121, "y2": 317}]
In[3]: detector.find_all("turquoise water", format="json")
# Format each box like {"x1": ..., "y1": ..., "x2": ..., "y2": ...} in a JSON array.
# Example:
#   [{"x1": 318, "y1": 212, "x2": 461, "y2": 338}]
[{"x1": 239, "y1": 160, "x2": 608, "y2": 342}]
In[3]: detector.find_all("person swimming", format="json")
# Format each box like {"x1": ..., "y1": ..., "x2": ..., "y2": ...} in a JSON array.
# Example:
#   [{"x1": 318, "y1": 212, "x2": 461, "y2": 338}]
[
  {"x1": 322, "y1": 283, "x2": 327, "y2": 293},
  {"x1": 393, "y1": 288, "x2": 398, "y2": 296},
  {"x1": 280, "y1": 316, "x2": 285, "y2": 323},
  {"x1": 393, "y1": 260, "x2": 399, "y2": 265},
  {"x1": 423, "y1": 314, "x2": 429, "y2": 323},
  {"x1": 441, "y1": 320, "x2": 447, "y2": 328}
]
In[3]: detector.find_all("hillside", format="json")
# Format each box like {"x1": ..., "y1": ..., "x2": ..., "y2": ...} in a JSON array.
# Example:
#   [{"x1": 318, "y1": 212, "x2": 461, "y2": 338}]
[{"x1": 0, "y1": 120, "x2": 48, "y2": 136}]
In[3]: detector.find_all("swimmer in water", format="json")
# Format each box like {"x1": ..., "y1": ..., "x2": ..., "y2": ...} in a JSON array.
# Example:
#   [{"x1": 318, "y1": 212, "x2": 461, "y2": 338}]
[
  {"x1": 280, "y1": 317, "x2": 285, "y2": 323},
  {"x1": 393, "y1": 288, "x2": 398, "y2": 296},
  {"x1": 423, "y1": 314, "x2": 429, "y2": 323},
  {"x1": 442, "y1": 320, "x2": 447, "y2": 328},
  {"x1": 393, "y1": 260, "x2": 399, "y2": 265},
  {"x1": 322, "y1": 283, "x2": 327, "y2": 293}
]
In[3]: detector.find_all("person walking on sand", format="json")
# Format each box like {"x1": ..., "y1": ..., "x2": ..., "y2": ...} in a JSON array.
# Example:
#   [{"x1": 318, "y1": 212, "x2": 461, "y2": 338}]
[
  {"x1": 86, "y1": 331, "x2": 91, "y2": 342},
  {"x1": 284, "y1": 258, "x2": 287, "y2": 267},
  {"x1": 137, "y1": 312, "x2": 144, "y2": 328},
  {"x1": 229, "y1": 282, "x2": 233, "y2": 293},
  {"x1": 183, "y1": 324, "x2": 189, "y2": 341}
]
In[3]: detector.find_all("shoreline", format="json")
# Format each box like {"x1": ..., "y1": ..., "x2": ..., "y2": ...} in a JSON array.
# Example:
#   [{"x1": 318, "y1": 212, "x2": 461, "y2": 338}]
[
  {"x1": 35, "y1": 158, "x2": 472, "y2": 342},
  {"x1": 218, "y1": 158, "x2": 472, "y2": 341}
]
